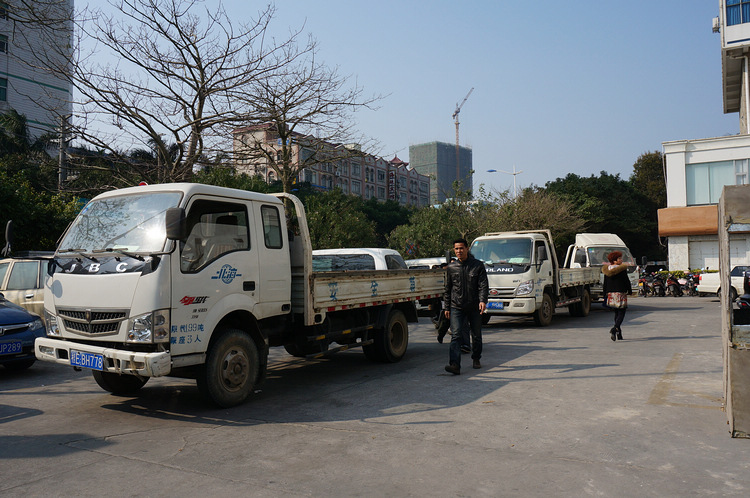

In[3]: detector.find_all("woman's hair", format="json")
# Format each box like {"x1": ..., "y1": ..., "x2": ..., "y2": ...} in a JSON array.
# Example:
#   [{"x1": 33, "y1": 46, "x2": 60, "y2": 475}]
[{"x1": 607, "y1": 250, "x2": 623, "y2": 263}]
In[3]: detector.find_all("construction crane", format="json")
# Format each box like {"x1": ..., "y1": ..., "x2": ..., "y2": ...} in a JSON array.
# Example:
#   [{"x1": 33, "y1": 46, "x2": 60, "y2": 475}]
[{"x1": 452, "y1": 87, "x2": 474, "y2": 182}]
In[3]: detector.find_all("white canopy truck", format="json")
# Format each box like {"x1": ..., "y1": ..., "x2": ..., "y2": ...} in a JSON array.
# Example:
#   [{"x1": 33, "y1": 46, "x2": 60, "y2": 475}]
[
  {"x1": 563, "y1": 233, "x2": 638, "y2": 301},
  {"x1": 470, "y1": 230, "x2": 599, "y2": 326},
  {"x1": 35, "y1": 183, "x2": 444, "y2": 407}
]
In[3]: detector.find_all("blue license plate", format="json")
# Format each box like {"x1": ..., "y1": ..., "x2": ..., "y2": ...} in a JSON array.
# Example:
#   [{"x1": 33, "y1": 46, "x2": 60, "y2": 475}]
[
  {"x1": 487, "y1": 301, "x2": 504, "y2": 310},
  {"x1": 0, "y1": 340, "x2": 22, "y2": 355},
  {"x1": 70, "y1": 350, "x2": 104, "y2": 371}
]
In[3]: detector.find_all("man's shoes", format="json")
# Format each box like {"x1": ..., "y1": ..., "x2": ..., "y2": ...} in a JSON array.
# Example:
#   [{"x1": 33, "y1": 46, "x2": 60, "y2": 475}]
[
  {"x1": 610, "y1": 328, "x2": 617, "y2": 342},
  {"x1": 445, "y1": 363, "x2": 460, "y2": 375},
  {"x1": 473, "y1": 359, "x2": 481, "y2": 369},
  {"x1": 460, "y1": 345, "x2": 471, "y2": 354},
  {"x1": 616, "y1": 328, "x2": 623, "y2": 341}
]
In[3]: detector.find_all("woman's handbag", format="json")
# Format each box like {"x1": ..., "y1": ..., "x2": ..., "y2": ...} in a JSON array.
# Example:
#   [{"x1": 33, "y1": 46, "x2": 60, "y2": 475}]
[{"x1": 606, "y1": 292, "x2": 627, "y2": 309}]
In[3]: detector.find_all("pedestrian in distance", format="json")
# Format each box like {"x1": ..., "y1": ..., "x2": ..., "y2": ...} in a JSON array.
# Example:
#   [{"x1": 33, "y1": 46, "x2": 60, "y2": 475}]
[
  {"x1": 443, "y1": 238, "x2": 489, "y2": 375},
  {"x1": 602, "y1": 250, "x2": 632, "y2": 341}
]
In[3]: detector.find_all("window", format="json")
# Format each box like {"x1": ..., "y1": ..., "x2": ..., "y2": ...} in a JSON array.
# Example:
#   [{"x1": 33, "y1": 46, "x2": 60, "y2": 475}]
[
  {"x1": 0, "y1": 261, "x2": 9, "y2": 284},
  {"x1": 686, "y1": 160, "x2": 744, "y2": 205},
  {"x1": 352, "y1": 164, "x2": 361, "y2": 176},
  {"x1": 377, "y1": 171, "x2": 385, "y2": 183},
  {"x1": 261, "y1": 205, "x2": 283, "y2": 249},
  {"x1": 0, "y1": 34, "x2": 6, "y2": 53},
  {"x1": 378, "y1": 186, "x2": 385, "y2": 199},
  {"x1": 385, "y1": 254, "x2": 407, "y2": 269},
  {"x1": 0, "y1": 77, "x2": 6, "y2": 102},
  {"x1": 736, "y1": 159, "x2": 748, "y2": 185},
  {"x1": 7, "y1": 262, "x2": 39, "y2": 290},
  {"x1": 0, "y1": 3, "x2": 8, "y2": 20},
  {"x1": 181, "y1": 200, "x2": 250, "y2": 272},
  {"x1": 727, "y1": 0, "x2": 750, "y2": 25},
  {"x1": 351, "y1": 180, "x2": 361, "y2": 194}
]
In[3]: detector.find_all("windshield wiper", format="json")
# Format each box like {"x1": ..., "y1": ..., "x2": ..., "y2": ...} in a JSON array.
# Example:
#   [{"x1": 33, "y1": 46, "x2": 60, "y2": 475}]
[
  {"x1": 58, "y1": 248, "x2": 98, "y2": 261},
  {"x1": 92, "y1": 247, "x2": 145, "y2": 260}
]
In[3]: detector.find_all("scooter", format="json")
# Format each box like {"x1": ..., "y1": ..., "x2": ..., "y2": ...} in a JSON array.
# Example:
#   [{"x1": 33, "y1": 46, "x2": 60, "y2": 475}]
[
  {"x1": 666, "y1": 274, "x2": 683, "y2": 297},
  {"x1": 651, "y1": 273, "x2": 666, "y2": 297}
]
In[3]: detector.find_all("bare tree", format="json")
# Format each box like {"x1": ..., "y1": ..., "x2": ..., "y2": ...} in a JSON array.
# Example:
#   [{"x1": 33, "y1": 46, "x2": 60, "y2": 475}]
[
  {"x1": 232, "y1": 42, "x2": 382, "y2": 193},
  {"x1": 13, "y1": 0, "x2": 310, "y2": 184}
]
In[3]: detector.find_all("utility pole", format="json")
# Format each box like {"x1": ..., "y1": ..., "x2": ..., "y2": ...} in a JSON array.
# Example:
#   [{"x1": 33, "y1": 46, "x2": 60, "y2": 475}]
[
  {"x1": 452, "y1": 87, "x2": 474, "y2": 183},
  {"x1": 58, "y1": 114, "x2": 69, "y2": 191}
]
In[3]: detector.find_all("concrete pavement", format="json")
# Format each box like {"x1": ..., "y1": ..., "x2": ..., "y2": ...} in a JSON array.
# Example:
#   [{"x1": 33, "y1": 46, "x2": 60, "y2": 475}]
[{"x1": 1, "y1": 296, "x2": 748, "y2": 496}]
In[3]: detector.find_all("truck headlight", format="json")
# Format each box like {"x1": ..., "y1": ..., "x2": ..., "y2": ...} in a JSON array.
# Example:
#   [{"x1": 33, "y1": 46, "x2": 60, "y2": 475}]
[
  {"x1": 127, "y1": 309, "x2": 170, "y2": 343},
  {"x1": 516, "y1": 280, "x2": 534, "y2": 296},
  {"x1": 45, "y1": 310, "x2": 61, "y2": 337}
]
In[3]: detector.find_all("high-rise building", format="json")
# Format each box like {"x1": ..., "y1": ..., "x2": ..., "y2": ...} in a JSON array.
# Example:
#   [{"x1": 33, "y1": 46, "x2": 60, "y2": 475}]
[
  {"x1": 0, "y1": 1, "x2": 73, "y2": 138},
  {"x1": 408, "y1": 141, "x2": 472, "y2": 204}
]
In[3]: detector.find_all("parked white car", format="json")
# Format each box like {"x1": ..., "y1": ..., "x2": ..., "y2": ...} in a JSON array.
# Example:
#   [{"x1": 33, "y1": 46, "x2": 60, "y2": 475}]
[
  {"x1": 696, "y1": 266, "x2": 750, "y2": 300},
  {"x1": 312, "y1": 248, "x2": 407, "y2": 271}
]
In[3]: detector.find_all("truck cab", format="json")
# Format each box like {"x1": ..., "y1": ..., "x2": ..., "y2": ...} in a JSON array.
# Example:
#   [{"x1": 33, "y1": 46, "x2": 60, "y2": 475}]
[{"x1": 563, "y1": 233, "x2": 638, "y2": 300}]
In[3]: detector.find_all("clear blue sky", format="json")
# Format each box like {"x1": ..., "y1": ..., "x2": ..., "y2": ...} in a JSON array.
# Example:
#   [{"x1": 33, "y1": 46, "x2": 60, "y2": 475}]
[{"x1": 238, "y1": 0, "x2": 736, "y2": 193}]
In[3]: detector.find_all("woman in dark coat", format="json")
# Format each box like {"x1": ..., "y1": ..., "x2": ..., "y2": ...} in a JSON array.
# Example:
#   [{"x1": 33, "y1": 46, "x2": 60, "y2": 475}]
[{"x1": 602, "y1": 250, "x2": 632, "y2": 341}]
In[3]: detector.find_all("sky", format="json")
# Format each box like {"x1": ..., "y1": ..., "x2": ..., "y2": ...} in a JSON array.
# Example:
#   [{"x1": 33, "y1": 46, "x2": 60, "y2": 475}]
[
  {"x1": 84, "y1": 1, "x2": 738, "y2": 194},
  {"x1": 241, "y1": 0, "x2": 736, "y2": 193}
]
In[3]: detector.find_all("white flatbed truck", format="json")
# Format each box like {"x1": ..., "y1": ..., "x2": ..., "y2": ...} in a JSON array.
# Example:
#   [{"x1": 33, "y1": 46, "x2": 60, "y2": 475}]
[
  {"x1": 469, "y1": 230, "x2": 599, "y2": 326},
  {"x1": 35, "y1": 183, "x2": 444, "y2": 407}
]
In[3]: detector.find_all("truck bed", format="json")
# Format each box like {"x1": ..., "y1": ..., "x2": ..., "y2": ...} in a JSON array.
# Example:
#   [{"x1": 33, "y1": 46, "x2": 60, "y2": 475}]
[
  {"x1": 559, "y1": 267, "x2": 600, "y2": 287},
  {"x1": 296, "y1": 268, "x2": 445, "y2": 315}
]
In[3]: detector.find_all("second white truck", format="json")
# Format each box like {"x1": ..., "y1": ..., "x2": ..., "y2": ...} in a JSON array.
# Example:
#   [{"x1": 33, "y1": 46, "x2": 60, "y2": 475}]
[{"x1": 469, "y1": 230, "x2": 599, "y2": 326}]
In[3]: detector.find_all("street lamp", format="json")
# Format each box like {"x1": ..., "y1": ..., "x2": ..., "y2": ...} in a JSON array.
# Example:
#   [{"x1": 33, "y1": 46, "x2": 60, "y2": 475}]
[{"x1": 487, "y1": 166, "x2": 523, "y2": 198}]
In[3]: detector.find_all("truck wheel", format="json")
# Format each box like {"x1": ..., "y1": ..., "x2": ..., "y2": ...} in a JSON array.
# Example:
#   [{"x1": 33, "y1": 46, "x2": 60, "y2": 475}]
[
  {"x1": 364, "y1": 309, "x2": 408, "y2": 363},
  {"x1": 283, "y1": 342, "x2": 323, "y2": 358},
  {"x1": 92, "y1": 370, "x2": 149, "y2": 395},
  {"x1": 533, "y1": 293, "x2": 554, "y2": 326},
  {"x1": 569, "y1": 289, "x2": 591, "y2": 317},
  {"x1": 197, "y1": 328, "x2": 259, "y2": 408}
]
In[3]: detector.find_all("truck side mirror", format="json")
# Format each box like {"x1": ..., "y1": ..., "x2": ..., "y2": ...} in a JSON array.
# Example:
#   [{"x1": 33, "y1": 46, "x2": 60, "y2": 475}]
[
  {"x1": 165, "y1": 208, "x2": 186, "y2": 240},
  {"x1": 536, "y1": 245, "x2": 547, "y2": 264},
  {"x1": 1, "y1": 220, "x2": 12, "y2": 257}
]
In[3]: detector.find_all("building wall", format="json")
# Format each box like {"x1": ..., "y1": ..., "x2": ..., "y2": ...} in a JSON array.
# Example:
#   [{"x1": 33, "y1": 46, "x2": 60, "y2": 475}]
[
  {"x1": 409, "y1": 141, "x2": 473, "y2": 203},
  {"x1": 661, "y1": 135, "x2": 750, "y2": 269},
  {"x1": 0, "y1": 1, "x2": 73, "y2": 137}
]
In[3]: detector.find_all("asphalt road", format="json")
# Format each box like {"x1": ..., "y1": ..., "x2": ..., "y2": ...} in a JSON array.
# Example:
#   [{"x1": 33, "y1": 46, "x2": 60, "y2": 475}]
[{"x1": 1, "y1": 296, "x2": 748, "y2": 497}]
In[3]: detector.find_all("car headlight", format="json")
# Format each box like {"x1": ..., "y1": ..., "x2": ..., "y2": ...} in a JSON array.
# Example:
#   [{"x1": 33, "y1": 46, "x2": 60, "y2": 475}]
[
  {"x1": 29, "y1": 317, "x2": 44, "y2": 332},
  {"x1": 45, "y1": 310, "x2": 61, "y2": 337},
  {"x1": 516, "y1": 279, "x2": 534, "y2": 296},
  {"x1": 127, "y1": 309, "x2": 170, "y2": 343}
]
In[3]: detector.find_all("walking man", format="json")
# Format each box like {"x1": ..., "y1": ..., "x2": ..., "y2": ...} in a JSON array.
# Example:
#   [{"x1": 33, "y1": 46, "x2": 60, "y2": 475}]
[{"x1": 443, "y1": 238, "x2": 489, "y2": 375}]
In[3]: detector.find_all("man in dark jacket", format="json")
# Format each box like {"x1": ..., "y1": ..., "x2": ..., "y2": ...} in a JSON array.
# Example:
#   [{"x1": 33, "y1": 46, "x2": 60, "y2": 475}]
[{"x1": 443, "y1": 238, "x2": 489, "y2": 374}]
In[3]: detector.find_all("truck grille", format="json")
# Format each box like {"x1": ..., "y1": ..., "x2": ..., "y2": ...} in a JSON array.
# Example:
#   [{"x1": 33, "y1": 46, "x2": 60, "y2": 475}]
[
  {"x1": 58, "y1": 309, "x2": 128, "y2": 336},
  {"x1": 488, "y1": 287, "x2": 516, "y2": 299}
]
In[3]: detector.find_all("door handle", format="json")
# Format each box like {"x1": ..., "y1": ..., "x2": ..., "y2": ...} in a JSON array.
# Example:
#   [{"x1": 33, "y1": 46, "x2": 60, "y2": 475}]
[{"x1": 25, "y1": 293, "x2": 34, "y2": 299}]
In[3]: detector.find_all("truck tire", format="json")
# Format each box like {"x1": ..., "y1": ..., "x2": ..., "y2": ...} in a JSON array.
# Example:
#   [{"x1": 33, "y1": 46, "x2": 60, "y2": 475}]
[
  {"x1": 569, "y1": 288, "x2": 591, "y2": 317},
  {"x1": 197, "y1": 328, "x2": 259, "y2": 408},
  {"x1": 363, "y1": 309, "x2": 408, "y2": 363},
  {"x1": 533, "y1": 293, "x2": 554, "y2": 326},
  {"x1": 283, "y1": 342, "x2": 323, "y2": 358},
  {"x1": 92, "y1": 370, "x2": 149, "y2": 395}
]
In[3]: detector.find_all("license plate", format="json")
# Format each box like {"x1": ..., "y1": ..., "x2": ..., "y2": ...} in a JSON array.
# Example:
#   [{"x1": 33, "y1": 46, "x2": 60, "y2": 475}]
[
  {"x1": 70, "y1": 350, "x2": 104, "y2": 371},
  {"x1": 0, "y1": 340, "x2": 22, "y2": 355},
  {"x1": 487, "y1": 301, "x2": 504, "y2": 310}
]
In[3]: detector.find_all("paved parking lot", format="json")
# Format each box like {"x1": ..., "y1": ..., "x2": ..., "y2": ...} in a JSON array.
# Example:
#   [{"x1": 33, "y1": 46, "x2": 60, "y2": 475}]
[{"x1": 1, "y1": 296, "x2": 749, "y2": 496}]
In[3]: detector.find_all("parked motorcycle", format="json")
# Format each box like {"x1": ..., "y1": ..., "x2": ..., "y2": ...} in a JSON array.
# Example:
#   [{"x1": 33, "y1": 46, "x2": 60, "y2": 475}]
[
  {"x1": 638, "y1": 274, "x2": 651, "y2": 297},
  {"x1": 685, "y1": 272, "x2": 700, "y2": 296},
  {"x1": 651, "y1": 273, "x2": 666, "y2": 297},
  {"x1": 666, "y1": 274, "x2": 683, "y2": 297}
]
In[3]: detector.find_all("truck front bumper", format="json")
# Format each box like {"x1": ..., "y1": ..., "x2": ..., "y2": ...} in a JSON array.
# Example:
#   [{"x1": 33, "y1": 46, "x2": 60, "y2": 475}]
[
  {"x1": 485, "y1": 297, "x2": 537, "y2": 315},
  {"x1": 35, "y1": 337, "x2": 171, "y2": 377}
]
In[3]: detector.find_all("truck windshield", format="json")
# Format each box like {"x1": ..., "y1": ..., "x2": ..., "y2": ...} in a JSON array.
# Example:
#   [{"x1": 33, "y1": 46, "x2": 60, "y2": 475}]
[
  {"x1": 59, "y1": 192, "x2": 182, "y2": 254},
  {"x1": 587, "y1": 247, "x2": 636, "y2": 266},
  {"x1": 470, "y1": 239, "x2": 532, "y2": 265}
]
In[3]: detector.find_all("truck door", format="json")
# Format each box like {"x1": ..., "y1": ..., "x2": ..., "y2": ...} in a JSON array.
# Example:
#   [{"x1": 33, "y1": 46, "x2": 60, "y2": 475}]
[
  {"x1": 171, "y1": 197, "x2": 258, "y2": 355},
  {"x1": 535, "y1": 240, "x2": 554, "y2": 296},
  {"x1": 251, "y1": 202, "x2": 291, "y2": 318}
]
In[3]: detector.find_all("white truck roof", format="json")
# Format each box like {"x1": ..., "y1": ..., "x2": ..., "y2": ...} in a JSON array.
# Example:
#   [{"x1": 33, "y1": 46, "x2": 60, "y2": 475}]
[{"x1": 573, "y1": 233, "x2": 626, "y2": 247}]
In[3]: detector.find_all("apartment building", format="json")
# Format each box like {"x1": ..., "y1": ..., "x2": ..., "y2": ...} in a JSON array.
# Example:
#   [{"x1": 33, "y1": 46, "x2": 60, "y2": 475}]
[
  {"x1": 233, "y1": 123, "x2": 430, "y2": 207},
  {"x1": 0, "y1": 1, "x2": 73, "y2": 138}
]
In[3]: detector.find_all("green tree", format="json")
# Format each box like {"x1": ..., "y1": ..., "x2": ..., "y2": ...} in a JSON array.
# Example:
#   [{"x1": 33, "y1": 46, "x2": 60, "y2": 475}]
[
  {"x1": 304, "y1": 189, "x2": 376, "y2": 249},
  {"x1": 192, "y1": 166, "x2": 271, "y2": 193},
  {"x1": 360, "y1": 197, "x2": 415, "y2": 247},
  {"x1": 630, "y1": 151, "x2": 666, "y2": 208}
]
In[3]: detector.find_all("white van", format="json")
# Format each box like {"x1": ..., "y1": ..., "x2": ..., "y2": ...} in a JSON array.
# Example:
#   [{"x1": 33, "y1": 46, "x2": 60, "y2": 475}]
[
  {"x1": 563, "y1": 233, "x2": 639, "y2": 300},
  {"x1": 312, "y1": 248, "x2": 407, "y2": 271},
  {"x1": 405, "y1": 257, "x2": 450, "y2": 269}
]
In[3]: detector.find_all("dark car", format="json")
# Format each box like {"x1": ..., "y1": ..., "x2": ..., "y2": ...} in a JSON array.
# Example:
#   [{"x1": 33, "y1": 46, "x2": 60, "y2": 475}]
[{"x1": 0, "y1": 292, "x2": 46, "y2": 371}]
